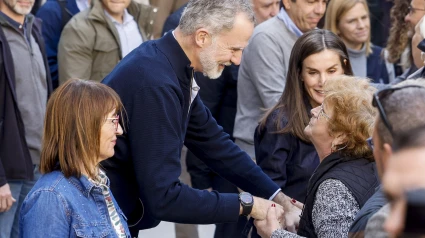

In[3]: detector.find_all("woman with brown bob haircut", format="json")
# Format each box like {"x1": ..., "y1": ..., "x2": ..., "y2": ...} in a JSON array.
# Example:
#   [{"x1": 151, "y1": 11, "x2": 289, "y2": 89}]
[
  {"x1": 255, "y1": 75, "x2": 380, "y2": 238},
  {"x1": 254, "y1": 29, "x2": 353, "y2": 215},
  {"x1": 19, "y1": 79, "x2": 131, "y2": 238}
]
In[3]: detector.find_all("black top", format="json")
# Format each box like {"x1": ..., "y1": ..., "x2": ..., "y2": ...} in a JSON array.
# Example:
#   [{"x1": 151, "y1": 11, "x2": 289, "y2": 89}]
[
  {"x1": 254, "y1": 107, "x2": 319, "y2": 202},
  {"x1": 298, "y1": 152, "x2": 379, "y2": 237}
]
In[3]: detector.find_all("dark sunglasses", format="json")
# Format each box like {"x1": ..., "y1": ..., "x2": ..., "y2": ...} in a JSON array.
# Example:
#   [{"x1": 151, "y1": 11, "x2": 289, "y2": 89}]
[{"x1": 372, "y1": 85, "x2": 425, "y2": 136}]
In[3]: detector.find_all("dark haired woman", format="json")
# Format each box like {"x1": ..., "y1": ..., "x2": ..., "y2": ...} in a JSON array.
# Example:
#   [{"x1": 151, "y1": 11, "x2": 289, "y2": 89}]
[{"x1": 255, "y1": 29, "x2": 353, "y2": 211}]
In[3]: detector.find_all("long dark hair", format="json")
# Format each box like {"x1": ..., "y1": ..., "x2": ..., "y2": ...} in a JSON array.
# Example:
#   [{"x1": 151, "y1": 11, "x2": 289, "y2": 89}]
[{"x1": 259, "y1": 29, "x2": 353, "y2": 142}]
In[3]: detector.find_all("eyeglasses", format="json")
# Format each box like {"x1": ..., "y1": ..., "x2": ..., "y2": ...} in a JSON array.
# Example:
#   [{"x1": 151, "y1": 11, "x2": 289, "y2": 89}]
[
  {"x1": 318, "y1": 103, "x2": 331, "y2": 121},
  {"x1": 366, "y1": 137, "x2": 374, "y2": 150},
  {"x1": 372, "y1": 85, "x2": 425, "y2": 136},
  {"x1": 408, "y1": 6, "x2": 425, "y2": 15},
  {"x1": 106, "y1": 114, "x2": 120, "y2": 131}
]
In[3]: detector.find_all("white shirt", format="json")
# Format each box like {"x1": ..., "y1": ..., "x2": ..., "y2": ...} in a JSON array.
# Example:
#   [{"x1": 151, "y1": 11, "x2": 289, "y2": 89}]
[
  {"x1": 104, "y1": 9, "x2": 143, "y2": 58},
  {"x1": 76, "y1": 0, "x2": 90, "y2": 12}
]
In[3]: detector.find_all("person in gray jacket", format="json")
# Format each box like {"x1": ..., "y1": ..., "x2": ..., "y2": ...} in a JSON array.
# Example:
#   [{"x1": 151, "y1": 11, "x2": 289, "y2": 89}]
[
  {"x1": 0, "y1": 0, "x2": 52, "y2": 236},
  {"x1": 234, "y1": 0, "x2": 327, "y2": 158}
]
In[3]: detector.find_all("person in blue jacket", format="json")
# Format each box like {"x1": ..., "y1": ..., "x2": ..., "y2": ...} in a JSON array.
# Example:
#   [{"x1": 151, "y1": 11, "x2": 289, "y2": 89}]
[
  {"x1": 101, "y1": 0, "x2": 301, "y2": 236},
  {"x1": 36, "y1": 0, "x2": 87, "y2": 89},
  {"x1": 255, "y1": 29, "x2": 354, "y2": 208},
  {"x1": 325, "y1": 0, "x2": 392, "y2": 84},
  {"x1": 20, "y1": 79, "x2": 131, "y2": 238}
]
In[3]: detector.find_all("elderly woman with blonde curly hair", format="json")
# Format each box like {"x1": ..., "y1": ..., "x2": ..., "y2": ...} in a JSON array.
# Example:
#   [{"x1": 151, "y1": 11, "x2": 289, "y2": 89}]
[{"x1": 255, "y1": 75, "x2": 380, "y2": 238}]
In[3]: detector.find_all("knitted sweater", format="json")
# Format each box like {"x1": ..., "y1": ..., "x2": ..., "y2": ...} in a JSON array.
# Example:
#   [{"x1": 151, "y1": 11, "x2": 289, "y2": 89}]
[
  {"x1": 233, "y1": 16, "x2": 298, "y2": 158},
  {"x1": 271, "y1": 179, "x2": 359, "y2": 238}
]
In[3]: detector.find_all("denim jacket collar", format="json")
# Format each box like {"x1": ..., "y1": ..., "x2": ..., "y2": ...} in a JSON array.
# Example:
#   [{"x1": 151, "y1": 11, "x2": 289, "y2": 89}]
[{"x1": 66, "y1": 170, "x2": 110, "y2": 197}]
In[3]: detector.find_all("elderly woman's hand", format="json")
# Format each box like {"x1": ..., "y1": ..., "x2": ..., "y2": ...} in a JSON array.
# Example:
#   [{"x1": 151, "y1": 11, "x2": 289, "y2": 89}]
[{"x1": 254, "y1": 204, "x2": 285, "y2": 238}]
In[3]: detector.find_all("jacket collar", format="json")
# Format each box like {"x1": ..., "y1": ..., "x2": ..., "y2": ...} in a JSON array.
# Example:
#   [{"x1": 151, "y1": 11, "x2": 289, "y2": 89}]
[
  {"x1": 67, "y1": 171, "x2": 110, "y2": 197},
  {"x1": 88, "y1": 0, "x2": 139, "y2": 25},
  {"x1": 155, "y1": 32, "x2": 194, "y2": 86},
  {"x1": 87, "y1": 0, "x2": 109, "y2": 23},
  {"x1": 87, "y1": 0, "x2": 146, "y2": 41},
  {"x1": 66, "y1": 0, "x2": 80, "y2": 15},
  {"x1": 0, "y1": 12, "x2": 34, "y2": 29}
]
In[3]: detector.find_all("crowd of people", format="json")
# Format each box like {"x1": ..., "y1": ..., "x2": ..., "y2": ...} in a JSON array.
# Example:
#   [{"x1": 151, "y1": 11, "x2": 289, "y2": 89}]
[{"x1": 1, "y1": 0, "x2": 425, "y2": 237}]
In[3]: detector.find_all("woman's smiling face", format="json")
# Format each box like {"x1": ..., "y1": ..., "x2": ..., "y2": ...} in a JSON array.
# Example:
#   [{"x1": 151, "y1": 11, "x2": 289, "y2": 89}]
[{"x1": 301, "y1": 49, "x2": 345, "y2": 108}]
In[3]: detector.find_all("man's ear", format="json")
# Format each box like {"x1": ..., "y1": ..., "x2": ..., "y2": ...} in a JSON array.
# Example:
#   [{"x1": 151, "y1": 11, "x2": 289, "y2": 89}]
[
  {"x1": 381, "y1": 143, "x2": 393, "y2": 171},
  {"x1": 282, "y1": 0, "x2": 291, "y2": 10},
  {"x1": 194, "y1": 28, "x2": 211, "y2": 48}
]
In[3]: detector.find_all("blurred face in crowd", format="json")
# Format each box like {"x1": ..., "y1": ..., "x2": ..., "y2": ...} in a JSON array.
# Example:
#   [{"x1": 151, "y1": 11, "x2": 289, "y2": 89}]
[
  {"x1": 252, "y1": 0, "x2": 280, "y2": 24},
  {"x1": 0, "y1": 0, "x2": 34, "y2": 17},
  {"x1": 383, "y1": 148, "x2": 425, "y2": 237},
  {"x1": 99, "y1": 109, "x2": 123, "y2": 161},
  {"x1": 102, "y1": 0, "x2": 131, "y2": 23},
  {"x1": 412, "y1": 18, "x2": 425, "y2": 68},
  {"x1": 304, "y1": 101, "x2": 340, "y2": 160},
  {"x1": 405, "y1": 0, "x2": 425, "y2": 30},
  {"x1": 198, "y1": 13, "x2": 254, "y2": 79},
  {"x1": 283, "y1": 0, "x2": 327, "y2": 33},
  {"x1": 301, "y1": 49, "x2": 345, "y2": 108},
  {"x1": 337, "y1": 2, "x2": 370, "y2": 50}
]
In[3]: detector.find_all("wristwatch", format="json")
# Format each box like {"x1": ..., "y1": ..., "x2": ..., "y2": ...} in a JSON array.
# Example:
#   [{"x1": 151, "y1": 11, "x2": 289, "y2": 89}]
[{"x1": 239, "y1": 192, "x2": 254, "y2": 216}]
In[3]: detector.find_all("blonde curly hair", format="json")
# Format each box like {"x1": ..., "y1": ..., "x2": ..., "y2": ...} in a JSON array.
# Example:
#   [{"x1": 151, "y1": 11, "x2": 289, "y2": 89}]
[{"x1": 323, "y1": 76, "x2": 377, "y2": 160}]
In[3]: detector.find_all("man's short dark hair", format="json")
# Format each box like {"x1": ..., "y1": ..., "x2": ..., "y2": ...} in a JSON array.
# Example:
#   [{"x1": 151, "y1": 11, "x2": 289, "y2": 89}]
[
  {"x1": 394, "y1": 125, "x2": 425, "y2": 151},
  {"x1": 376, "y1": 80, "x2": 425, "y2": 147}
]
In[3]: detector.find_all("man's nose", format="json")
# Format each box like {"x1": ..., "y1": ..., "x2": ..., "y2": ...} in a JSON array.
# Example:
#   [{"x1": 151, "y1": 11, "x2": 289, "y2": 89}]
[{"x1": 231, "y1": 52, "x2": 242, "y2": 65}]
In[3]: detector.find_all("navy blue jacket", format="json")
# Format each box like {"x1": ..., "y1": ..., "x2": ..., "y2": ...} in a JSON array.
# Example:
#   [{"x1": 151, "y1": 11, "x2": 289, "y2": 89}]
[
  {"x1": 367, "y1": 45, "x2": 389, "y2": 84},
  {"x1": 102, "y1": 32, "x2": 280, "y2": 226},
  {"x1": 36, "y1": 0, "x2": 79, "y2": 88},
  {"x1": 298, "y1": 153, "x2": 379, "y2": 237},
  {"x1": 254, "y1": 109, "x2": 319, "y2": 202}
]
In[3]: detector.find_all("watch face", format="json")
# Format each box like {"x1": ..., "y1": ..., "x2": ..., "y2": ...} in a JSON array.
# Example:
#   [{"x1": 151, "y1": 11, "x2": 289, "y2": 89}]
[{"x1": 240, "y1": 193, "x2": 253, "y2": 204}]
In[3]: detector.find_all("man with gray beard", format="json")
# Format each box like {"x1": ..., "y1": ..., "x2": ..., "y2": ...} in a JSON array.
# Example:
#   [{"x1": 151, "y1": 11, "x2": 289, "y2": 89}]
[
  {"x1": 0, "y1": 0, "x2": 52, "y2": 236},
  {"x1": 102, "y1": 0, "x2": 301, "y2": 236}
]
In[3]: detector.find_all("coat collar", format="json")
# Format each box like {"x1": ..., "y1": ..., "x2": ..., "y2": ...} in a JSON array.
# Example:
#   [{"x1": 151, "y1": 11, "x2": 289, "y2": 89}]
[
  {"x1": 87, "y1": 0, "x2": 111, "y2": 23},
  {"x1": 0, "y1": 12, "x2": 34, "y2": 29},
  {"x1": 155, "y1": 32, "x2": 194, "y2": 86},
  {"x1": 67, "y1": 170, "x2": 110, "y2": 197},
  {"x1": 87, "y1": 0, "x2": 147, "y2": 41}
]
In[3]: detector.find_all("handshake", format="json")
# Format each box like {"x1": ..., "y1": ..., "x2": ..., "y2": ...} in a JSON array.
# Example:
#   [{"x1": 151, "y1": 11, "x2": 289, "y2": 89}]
[{"x1": 240, "y1": 192, "x2": 303, "y2": 238}]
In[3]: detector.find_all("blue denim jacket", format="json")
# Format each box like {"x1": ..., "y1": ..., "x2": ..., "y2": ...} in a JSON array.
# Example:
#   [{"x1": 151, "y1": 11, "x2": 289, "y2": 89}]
[{"x1": 19, "y1": 170, "x2": 131, "y2": 238}]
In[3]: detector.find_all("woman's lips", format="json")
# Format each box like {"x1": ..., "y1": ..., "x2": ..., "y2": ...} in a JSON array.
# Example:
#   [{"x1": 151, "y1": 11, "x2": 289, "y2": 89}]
[{"x1": 314, "y1": 89, "x2": 325, "y2": 95}]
